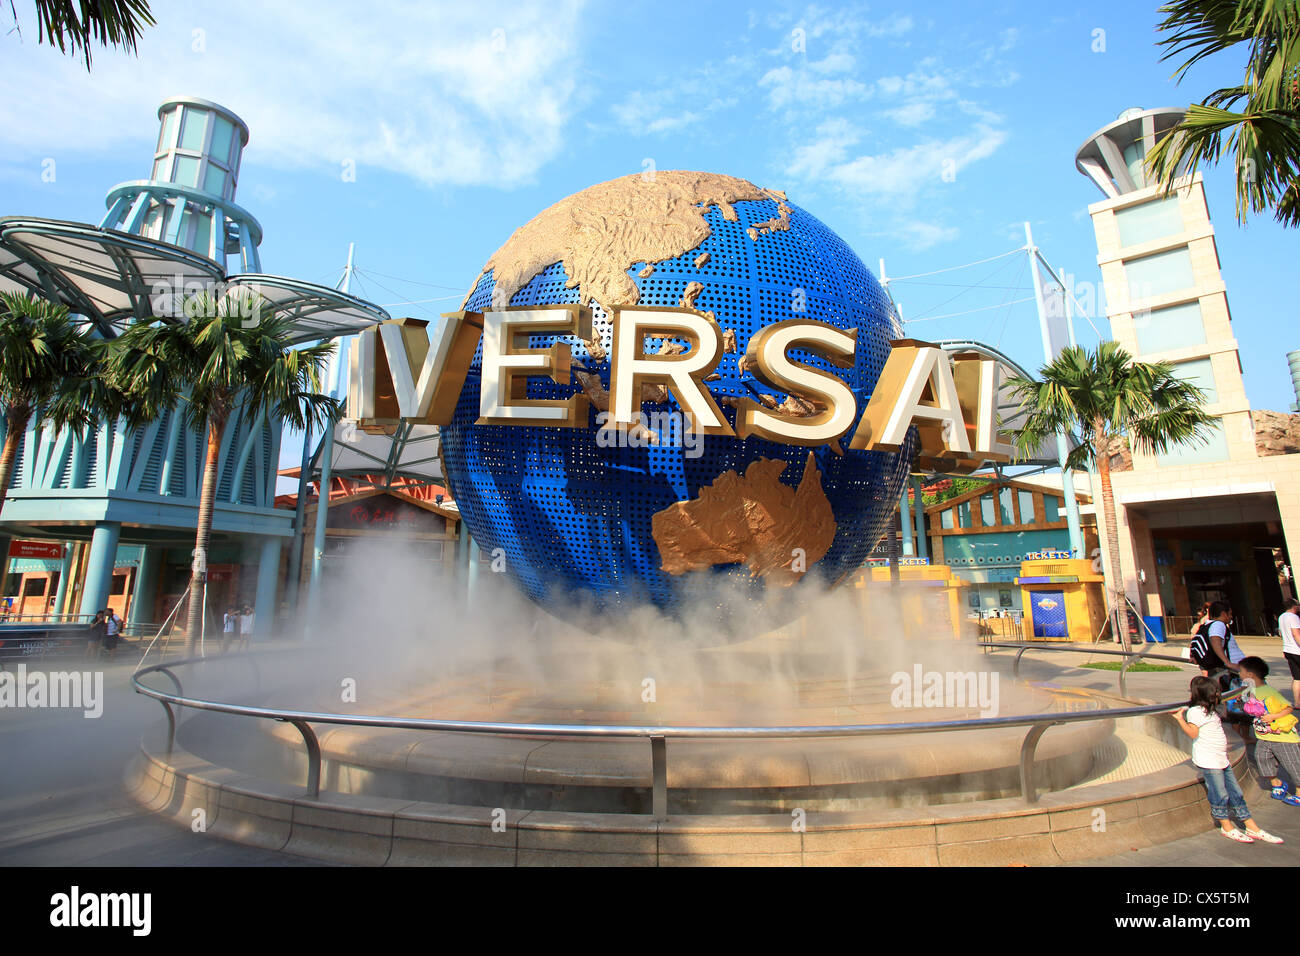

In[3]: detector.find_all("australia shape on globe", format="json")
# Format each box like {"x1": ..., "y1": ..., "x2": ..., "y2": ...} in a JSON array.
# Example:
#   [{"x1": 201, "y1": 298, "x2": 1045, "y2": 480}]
[{"x1": 651, "y1": 452, "x2": 837, "y2": 586}]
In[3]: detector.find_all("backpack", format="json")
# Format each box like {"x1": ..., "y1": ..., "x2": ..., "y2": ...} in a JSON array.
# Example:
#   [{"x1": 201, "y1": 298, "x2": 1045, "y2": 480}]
[{"x1": 1189, "y1": 623, "x2": 1217, "y2": 669}]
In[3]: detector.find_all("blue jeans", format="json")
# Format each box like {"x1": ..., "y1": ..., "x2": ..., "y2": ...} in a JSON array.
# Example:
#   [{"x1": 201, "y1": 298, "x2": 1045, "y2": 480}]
[{"x1": 1200, "y1": 766, "x2": 1250, "y2": 822}]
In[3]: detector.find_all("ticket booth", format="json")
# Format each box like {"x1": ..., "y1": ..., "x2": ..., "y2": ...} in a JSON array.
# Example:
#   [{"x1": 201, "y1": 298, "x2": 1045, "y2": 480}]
[
  {"x1": 857, "y1": 558, "x2": 970, "y2": 640},
  {"x1": 1016, "y1": 552, "x2": 1107, "y2": 642}
]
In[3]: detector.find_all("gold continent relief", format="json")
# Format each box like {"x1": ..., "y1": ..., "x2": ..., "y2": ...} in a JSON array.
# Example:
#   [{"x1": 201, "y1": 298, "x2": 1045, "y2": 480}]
[
  {"x1": 651, "y1": 453, "x2": 837, "y2": 586},
  {"x1": 464, "y1": 170, "x2": 791, "y2": 314}
]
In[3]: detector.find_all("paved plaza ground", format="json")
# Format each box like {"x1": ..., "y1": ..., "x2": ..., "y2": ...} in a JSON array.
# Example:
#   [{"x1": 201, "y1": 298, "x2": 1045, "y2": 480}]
[{"x1": 0, "y1": 636, "x2": 1297, "y2": 867}]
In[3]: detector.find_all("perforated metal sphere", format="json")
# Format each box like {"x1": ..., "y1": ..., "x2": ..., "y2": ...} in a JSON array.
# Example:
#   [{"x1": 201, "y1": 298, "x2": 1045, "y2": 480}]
[{"x1": 440, "y1": 175, "x2": 914, "y2": 622}]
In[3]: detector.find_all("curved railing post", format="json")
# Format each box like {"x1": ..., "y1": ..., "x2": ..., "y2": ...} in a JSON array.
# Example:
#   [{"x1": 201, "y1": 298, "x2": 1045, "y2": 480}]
[
  {"x1": 651, "y1": 736, "x2": 668, "y2": 821},
  {"x1": 287, "y1": 719, "x2": 322, "y2": 798},
  {"x1": 160, "y1": 700, "x2": 176, "y2": 756},
  {"x1": 155, "y1": 666, "x2": 183, "y2": 699},
  {"x1": 1014, "y1": 646, "x2": 1028, "y2": 678},
  {"x1": 1118, "y1": 644, "x2": 1153, "y2": 698},
  {"x1": 1019, "y1": 721, "x2": 1059, "y2": 803}
]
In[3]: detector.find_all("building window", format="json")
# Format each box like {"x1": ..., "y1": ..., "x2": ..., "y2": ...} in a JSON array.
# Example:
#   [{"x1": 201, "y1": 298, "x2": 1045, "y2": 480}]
[
  {"x1": 203, "y1": 164, "x2": 228, "y2": 197},
  {"x1": 1135, "y1": 300, "x2": 1207, "y2": 355},
  {"x1": 1018, "y1": 490, "x2": 1035, "y2": 523},
  {"x1": 173, "y1": 155, "x2": 201, "y2": 188},
  {"x1": 158, "y1": 108, "x2": 177, "y2": 152},
  {"x1": 210, "y1": 115, "x2": 236, "y2": 165},
  {"x1": 1115, "y1": 196, "x2": 1184, "y2": 247},
  {"x1": 940, "y1": 509, "x2": 954, "y2": 530},
  {"x1": 1044, "y1": 495, "x2": 1061, "y2": 522},
  {"x1": 999, "y1": 487, "x2": 1014, "y2": 524},
  {"x1": 179, "y1": 109, "x2": 207, "y2": 151},
  {"x1": 1169, "y1": 357, "x2": 1218, "y2": 404},
  {"x1": 1125, "y1": 247, "x2": 1195, "y2": 301},
  {"x1": 957, "y1": 502, "x2": 972, "y2": 528},
  {"x1": 1155, "y1": 419, "x2": 1230, "y2": 467},
  {"x1": 980, "y1": 494, "x2": 995, "y2": 526}
]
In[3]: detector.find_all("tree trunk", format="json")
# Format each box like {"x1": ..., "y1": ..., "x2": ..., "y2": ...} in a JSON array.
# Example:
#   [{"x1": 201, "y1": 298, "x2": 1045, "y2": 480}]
[
  {"x1": 0, "y1": 405, "x2": 32, "y2": 520},
  {"x1": 185, "y1": 413, "x2": 227, "y2": 652},
  {"x1": 1095, "y1": 431, "x2": 1130, "y2": 653}
]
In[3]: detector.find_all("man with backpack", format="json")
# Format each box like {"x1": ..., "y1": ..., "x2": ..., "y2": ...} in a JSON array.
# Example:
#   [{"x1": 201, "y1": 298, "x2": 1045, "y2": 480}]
[{"x1": 1190, "y1": 602, "x2": 1230, "y2": 676}]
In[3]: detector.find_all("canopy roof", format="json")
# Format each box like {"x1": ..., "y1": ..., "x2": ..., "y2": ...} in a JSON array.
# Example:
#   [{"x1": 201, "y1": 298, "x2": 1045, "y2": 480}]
[
  {"x1": 0, "y1": 217, "x2": 388, "y2": 341},
  {"x1": 317, "y1": 420, "x2": 443, "y2": 485}
]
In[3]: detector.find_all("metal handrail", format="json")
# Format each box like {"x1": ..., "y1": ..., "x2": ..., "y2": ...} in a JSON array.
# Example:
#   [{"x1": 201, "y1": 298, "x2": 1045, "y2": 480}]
[
  {"x1": 132, "y1": 644, "x2": 1230, "y2": 817},
  {"x1": 981, "y1": 640, "x2": 1195, "y2": 697}
]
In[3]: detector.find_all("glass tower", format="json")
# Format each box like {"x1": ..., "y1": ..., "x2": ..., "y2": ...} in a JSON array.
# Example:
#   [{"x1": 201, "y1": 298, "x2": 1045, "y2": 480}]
[{"x1": 99, "y1": 96, "x2": 263, "y2": 272}]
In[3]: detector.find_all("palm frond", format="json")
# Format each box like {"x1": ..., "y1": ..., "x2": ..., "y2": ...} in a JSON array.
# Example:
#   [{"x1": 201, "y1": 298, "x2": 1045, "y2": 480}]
[{"x1": 31, "y1": 0, "x2": 156, "y2": 69}]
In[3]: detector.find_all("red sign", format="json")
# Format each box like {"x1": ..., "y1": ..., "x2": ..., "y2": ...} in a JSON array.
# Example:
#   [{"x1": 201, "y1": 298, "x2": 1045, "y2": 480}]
[
  {"x1": 7, "y1": 540, "x2": 64, "y2": 560},
  {"x1": 326, "y1": 494, "x2": 443, "y2": 534},
  {"x1": 206, "y1": 564, "x2": 236, "y2": 583}
]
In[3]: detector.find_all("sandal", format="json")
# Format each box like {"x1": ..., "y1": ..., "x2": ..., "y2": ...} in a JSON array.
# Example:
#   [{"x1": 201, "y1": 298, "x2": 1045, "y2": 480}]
[
  {"x1": 1270, "y1": 787, "x2": 1300, "y2": 806},
  {"x1": 1221, "y1": 828, "x2": 1255, "y2": 842},
  {"x1": 1245, "y1": 828, "x2": 1284, "y2": 844}
]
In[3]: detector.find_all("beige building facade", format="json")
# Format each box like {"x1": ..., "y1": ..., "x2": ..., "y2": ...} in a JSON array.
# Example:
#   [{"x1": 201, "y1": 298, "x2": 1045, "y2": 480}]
[{"x1": 1077, "y1": 107, "x2": 1300, "y2": 634}]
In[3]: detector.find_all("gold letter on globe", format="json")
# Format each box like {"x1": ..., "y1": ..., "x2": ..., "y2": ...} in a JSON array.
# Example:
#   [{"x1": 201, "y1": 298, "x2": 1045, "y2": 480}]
[
  {"x1": 850, "y1": 339, "x2": 971, "y2": 456},
  {"x1": 608, "y1": 307, "x2": 733, "y2": 435},
  {"x1": 349, "y1": 311, "x2": 483, "y2": 428},
  {"x1": 735, "y1": 320, "x2": 857, "y2": 445},
  {"x1": 479, "y1": 306, "x2": 592, "y2": 428}
]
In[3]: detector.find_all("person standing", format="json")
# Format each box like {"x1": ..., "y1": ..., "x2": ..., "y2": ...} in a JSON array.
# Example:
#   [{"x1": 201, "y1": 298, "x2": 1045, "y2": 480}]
[
  {"x1": 1206, "y1": 602, "x2": 1242, "y2": 674},
  {"x1": 102, "y1": 607, "x2": 123, "y2": 662},
  {"x1": 221, "y1": 605, "x2": 237, "y2": 653},
  {"x1": 238, "y1": 603, "x2": 254, "y2": 650},
  {"x1": 1172, "y1": 676, "x2": 1283, "y2": 844},
  {"x1": 84, "y1": 610, "x2": 106, "y2": 659},
  {"x1": 1237, "y1": 656, "x2": 1300, "y2": 804},
  {"x1": 1194, "y1": 600, "x2": 1212, "y2": 635},
  {"x1": 1278, "y1": 597, "x2": 1300, "y2": 707}
]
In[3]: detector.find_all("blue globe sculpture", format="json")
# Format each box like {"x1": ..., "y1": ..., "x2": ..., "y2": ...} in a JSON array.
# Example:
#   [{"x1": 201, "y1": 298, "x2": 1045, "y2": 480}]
[{"x1": 440, "y1": 171, "x2": 914, "y2": 622}]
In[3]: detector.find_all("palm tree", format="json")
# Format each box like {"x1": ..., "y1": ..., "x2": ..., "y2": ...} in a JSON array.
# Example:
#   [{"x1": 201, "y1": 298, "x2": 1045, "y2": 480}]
[
  {"x1": 1146, "y1": 0, "x2": 1300, "y2": 226},
  {"x1": 14, "y1": 1, "x2": 156, "y2": 68},
  {"x1": 105, "y1": 293, "x2": 338, "y2": 648},
  {"x1": 1005, "y1": 342, "x2": 1218, "y2": 651},
  {"x1": 0, "y1": 292, "x2": 106, "y2": 519}
]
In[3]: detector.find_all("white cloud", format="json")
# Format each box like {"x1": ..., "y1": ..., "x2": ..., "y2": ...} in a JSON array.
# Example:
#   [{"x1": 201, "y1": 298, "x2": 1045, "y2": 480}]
[
  {"x1": 759, "y1": 65, "x2": 871, "y2": 110},
  {"x1": 883, "y1": 101, "x2": 935, "y2": 127},
  {"x1": 612, "y1": 91, "x2": 702, "y2": 135},
  {"x1": 895, "y1": 220, "x2": 960, "y2": 251},
  {"x1": 816, "y1": 124, "x2": 1009, "y2": 202},
  {"x1": 0, "y1": 0, "x2": 587, "y2": 189}
]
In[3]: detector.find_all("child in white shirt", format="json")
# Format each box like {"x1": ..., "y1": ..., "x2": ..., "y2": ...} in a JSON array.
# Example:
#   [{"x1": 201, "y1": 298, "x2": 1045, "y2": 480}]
[{"x1": 1172, "y1": 676, "x2": 1283, "y2": 844}]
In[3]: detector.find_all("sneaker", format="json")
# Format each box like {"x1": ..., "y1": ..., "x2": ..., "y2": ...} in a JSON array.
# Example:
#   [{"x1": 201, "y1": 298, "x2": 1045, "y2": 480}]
[
  {"x1": 1221, "y1": 828, "x2": 1255, "y2": 843},
  {"x1": 1245, "y1": 828, "x2": 1284, "y2": 844},
  {"x1": 1270, "y1": 787, "x2": 1300, "y2": 806}
]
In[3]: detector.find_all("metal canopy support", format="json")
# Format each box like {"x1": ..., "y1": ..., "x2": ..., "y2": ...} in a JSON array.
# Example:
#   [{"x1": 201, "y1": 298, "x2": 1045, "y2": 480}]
[
  {"x1": 911, "y1": 475, "x2": 928, "y2": 560},
  {"x1": 1024, "y1": 223, "x2": 1085, "y2": 560},
  {"x1": 303, "y1": 244, "x2": 355, "y2": 631},
  {"x1": 285, "y1": 422, "x2": 313, "y2": 615},
  {"x1": 305, "y1": 422, "x2": 335, "y2": 630},
  {"x1": 899, "y1": 484, "x2": 914, "y2": 556}
]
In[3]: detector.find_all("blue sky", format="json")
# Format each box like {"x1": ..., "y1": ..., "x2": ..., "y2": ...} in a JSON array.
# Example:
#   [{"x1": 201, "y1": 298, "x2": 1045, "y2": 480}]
[{"x1": 2, "y1": 0, "x2": 1296, "y2": 455}]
